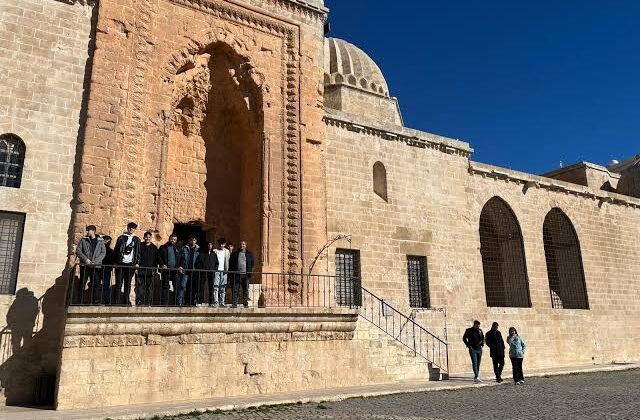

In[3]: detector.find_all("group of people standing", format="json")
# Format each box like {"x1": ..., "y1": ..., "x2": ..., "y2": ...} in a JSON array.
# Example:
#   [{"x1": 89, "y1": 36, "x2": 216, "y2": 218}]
[
  {"x1": 463, "y1": 320, "x2": 526, "y2": 385},
  {"x1": 74, "y1": 222, "x2": 255, "y2": 307}
]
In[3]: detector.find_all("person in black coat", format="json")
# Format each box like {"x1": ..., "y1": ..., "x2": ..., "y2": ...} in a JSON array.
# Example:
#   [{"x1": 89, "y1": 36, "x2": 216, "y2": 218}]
[
  {"x1": 101, "y1": 235, "x2": 116, "y2": 304},
  {"x1": 196, "y1": 242, "x2": 219, "y2": 306},
  {"x1": 157, "y1": 234, "x2": 182, "y2": 305},
  {"x1": 463, "y1": 320, "x2": 485, "y2": 382},
  {"x1": 485, "y1": 321, "x2": 506, "y2": 383},
  {"x1": 228, "y1": 240, "x2": 254, "y2": 308},
  {"x1": 136, "y1": 231, "x2": 158, "y2": 306},
  {"x1": 114, "y1": 222, "x2": 141, "y2": 305}
]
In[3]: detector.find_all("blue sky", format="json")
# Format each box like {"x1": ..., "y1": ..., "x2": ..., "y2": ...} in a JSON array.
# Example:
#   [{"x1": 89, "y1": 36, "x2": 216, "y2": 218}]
[{"x1": 325, "y1": 0, "x2": 639, "y2": 174}]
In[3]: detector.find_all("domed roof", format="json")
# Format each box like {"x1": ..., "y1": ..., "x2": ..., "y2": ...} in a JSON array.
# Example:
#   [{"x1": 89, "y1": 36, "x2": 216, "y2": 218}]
[{"x1": 324, "y1": 37, "x2": 389, "y2": 97}]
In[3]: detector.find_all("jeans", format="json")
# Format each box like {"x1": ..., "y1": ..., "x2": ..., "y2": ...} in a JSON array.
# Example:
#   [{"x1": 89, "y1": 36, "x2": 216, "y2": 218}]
[
  {"x1": 492, "y1": 356, "x2": 505, "y2": 380},
  {"x1": 114, "y1": 264, "x2": 136, "y2": 305},
  {"x1": 510, "y1": 357, "x2": 524, "y2": 383},
  {"x1": 177, "y1": 273, "x2": 189, "y2": 306},
  {"x1": 232, "y1": 273, "x2": 250, "y2": 306},
  {"x1": 469, "y1": 348, "x2": 483, "y2": 378},
  {"x1": 213, "y1": 272, "x2": 227, "y2": 305}
]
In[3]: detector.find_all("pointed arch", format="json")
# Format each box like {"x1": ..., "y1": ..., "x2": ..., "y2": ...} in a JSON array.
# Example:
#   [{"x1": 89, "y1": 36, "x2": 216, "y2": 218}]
[
  {"x1": 479, "y1": 197, "x2": 531, "y2": 307},
  {"x1": 373, "y1": 161, "x2": 388, "y2": 201},
  {"x1": 543, "y1": 208, "x2": 589, "y2": 309},
  {"x1": 0, "y1": 133, "x2": 26, "y2": 189}
]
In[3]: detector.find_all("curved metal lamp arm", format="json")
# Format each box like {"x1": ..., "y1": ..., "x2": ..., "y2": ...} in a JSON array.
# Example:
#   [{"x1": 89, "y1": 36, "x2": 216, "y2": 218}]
[{"x1": 308, "y1": 234, "x2": 351, "y2": 275}]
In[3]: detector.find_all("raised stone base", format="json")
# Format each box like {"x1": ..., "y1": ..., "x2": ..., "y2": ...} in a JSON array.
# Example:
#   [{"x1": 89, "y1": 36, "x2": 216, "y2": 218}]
[{"x1": 55, "y1": 307, "x2": 430, "y2": 409}]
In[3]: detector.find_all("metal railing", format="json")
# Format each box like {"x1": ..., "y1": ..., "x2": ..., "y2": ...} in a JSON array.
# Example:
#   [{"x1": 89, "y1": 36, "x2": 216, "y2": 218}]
[
  {"x1": 67, "y1": 263, "x2": 360, "y2": 309},
  {"x1": 360, "y1": 287, "x2": 449, "y2": 373}
]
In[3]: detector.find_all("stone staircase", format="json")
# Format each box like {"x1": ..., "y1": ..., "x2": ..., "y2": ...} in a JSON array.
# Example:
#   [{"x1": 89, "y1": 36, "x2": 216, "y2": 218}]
[{"x1": 353, "y1": 318, "x2": 444, "y2": 383}]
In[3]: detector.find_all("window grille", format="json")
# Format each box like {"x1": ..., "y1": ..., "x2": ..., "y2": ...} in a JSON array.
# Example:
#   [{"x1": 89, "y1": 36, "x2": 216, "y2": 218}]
[
  {"x1": 335, "y1": 249, "x2": 361, "y2": 307},
  {"x1": 543, "y1": 208, "x2": 589, "y2": 309},
  {"x1": 407, "y1": 256, "x2": 429, "y2": 308},
  {"x1": 0, "y1": 212, "x2": 26, "y2": 295},
  {"x1": 0, "y1": 134, "x2": 26, "y2": 188},
  {"x1": 479, "y1": 197, "x2": 531, "y2": 307},
  {"x1": 373, "y1": 161, "x2": 388, "y2": 201}
]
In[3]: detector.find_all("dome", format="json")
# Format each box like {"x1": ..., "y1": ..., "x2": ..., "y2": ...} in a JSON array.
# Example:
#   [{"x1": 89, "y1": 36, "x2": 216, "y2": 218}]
[{"x1": 324, "y1": 37, "x2": 390, "y2": 97}]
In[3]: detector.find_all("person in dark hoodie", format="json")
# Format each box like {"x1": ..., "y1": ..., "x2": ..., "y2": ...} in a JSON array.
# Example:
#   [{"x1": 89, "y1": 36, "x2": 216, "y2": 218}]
[
  {"x1": 463, "y1": 320, "x2": 485, "y2": 383},
  {"x1": 179, "y1": 236, "x2": 200, "y2": 306},
  {"x1": 114, "y1": 222, "x2": 141, "y2": 305},
  {"x1": 196, "y1": 241, "x2": 219, "y2": 306},
  {"x1": 75, "y1": 225, "x2": 106, "y2": 304},
  {"x1": 485, "y1": 321, "x2": 506, "y2": 383},
  {"x1": 157, "y1": 234, "x2": 181, "y2": 305},
  {"x1": 136, "y1": 231, "x2": 158, "y2": 306},
  {"x1": 101, "y1": 235, "x2": 116, "y2": 304}
]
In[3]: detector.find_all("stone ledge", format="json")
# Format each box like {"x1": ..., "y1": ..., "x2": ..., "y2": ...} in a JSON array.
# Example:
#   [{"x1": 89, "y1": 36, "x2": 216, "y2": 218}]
[{"x1": 63, "y1": 306, "x2": 360, "y2": 344}]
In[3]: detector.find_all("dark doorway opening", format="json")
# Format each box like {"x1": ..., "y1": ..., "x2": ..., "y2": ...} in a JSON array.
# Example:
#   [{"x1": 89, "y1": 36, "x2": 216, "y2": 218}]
[{"x1": 172, "y1": 223, "x2": 207, "y2": 248}]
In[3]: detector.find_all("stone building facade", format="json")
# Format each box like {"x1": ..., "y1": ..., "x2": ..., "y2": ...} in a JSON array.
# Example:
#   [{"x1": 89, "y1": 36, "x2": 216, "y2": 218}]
[{"x1": 0, "y1": 0, "x2": 638, "y2": 410}]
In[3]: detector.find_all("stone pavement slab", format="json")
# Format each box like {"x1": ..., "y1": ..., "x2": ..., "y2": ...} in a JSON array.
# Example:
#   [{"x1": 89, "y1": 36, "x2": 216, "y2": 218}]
[{"x1": 0, "y1": 362, "x2": 637, "y2": 420}]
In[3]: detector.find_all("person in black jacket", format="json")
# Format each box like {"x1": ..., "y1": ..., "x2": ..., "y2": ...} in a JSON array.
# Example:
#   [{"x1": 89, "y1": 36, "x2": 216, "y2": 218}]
[
  {"x1": 485, "y1": 321, "x2": 506, "y2": 383},
  {"x1": 114, "y1": 222, "x2": 141, "y2": 305},
  {"x1": 196, "y1": 242, "x2": 219, "y2": 306},
  {"x1": 229, "y1": 240, "x2": 254, "y2": 308},
  {"x1": 157, "y1": 234, "x2": 181, "y2": 305},
  {"x1": 463, "y1": 320, "x2": 485, "y2": 383},
  {"x1": 136, "y1": 231, "x2": 158, "y2": 306},
  {"x1": 101, "y1": 235, "x2": 116, "y2": 304}
]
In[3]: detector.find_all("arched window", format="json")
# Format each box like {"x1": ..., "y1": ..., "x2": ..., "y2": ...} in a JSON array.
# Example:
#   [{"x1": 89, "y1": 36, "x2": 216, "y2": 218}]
[
  {"x1": 543, "y1": 208, "x2": 589, "y2": 309},
  {"x1": 373, "y1": 161, "x2": 388, "y2": 201},
  {"x1": 0, "y1": 134, "x2": 26, "y2": 188},
  {"x1": 479, "y1": 197, "x2": 531, "y2": 307}
]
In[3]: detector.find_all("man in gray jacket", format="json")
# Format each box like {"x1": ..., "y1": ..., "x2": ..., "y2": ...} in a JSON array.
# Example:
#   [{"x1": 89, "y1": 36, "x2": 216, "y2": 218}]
[{"x1": 75, "y1": 225, "x2": 106, "y2": 304}]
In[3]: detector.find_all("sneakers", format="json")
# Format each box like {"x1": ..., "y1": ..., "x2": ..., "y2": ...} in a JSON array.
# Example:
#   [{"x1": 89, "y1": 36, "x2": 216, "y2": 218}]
[
  {"x1": 496, "y1": 377, "x2": 503, "y2": 383},
  {"x1": 474, "y1": 377, "x2": 482, "y2": 383},
  {"x1": 518, "y1": 380, "x2": 525, "y2": 385}
]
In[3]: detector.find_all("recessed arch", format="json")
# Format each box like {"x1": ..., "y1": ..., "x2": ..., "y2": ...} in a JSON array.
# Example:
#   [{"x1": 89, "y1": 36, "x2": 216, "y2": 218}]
[
  {"x1": 543, "y1": 208, "x2": 589, "y2": 309},
  {"x1": 0, "y1": 133, "x2": 26, "y2": 189},
  {"x1": 373, "y1": 161, "x2": 388, "y2": 202},
  {"x1": 479, "y1": 196, "x2": 531, "y2": 307}
]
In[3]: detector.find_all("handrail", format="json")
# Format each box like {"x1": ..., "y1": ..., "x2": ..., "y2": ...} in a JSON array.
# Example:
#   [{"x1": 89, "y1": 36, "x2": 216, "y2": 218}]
[{"x1": 360, "y1": 286, "x2": 449, "y2": 373}]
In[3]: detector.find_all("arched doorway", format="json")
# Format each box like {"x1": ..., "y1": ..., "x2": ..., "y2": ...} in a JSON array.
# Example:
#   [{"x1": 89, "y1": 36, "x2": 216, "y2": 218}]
[{"x1": 167, "y1": 42, "x2": 265, "y2": 269}]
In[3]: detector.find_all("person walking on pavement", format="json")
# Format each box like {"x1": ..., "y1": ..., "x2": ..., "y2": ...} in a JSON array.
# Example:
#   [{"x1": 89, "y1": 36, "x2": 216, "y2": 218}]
[
  {"x1": 463, "y1": 320, "x2": 485, "y2": 383},
  {"x1": 507, "y1": 326, "x2": 526, "y2": 385},
  {"x1": 485, "y1": 321, "x2": 506, "y2": 383}
]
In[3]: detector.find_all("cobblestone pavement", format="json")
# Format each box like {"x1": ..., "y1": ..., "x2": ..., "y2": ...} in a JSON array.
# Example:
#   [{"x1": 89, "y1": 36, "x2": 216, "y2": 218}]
[{"x1": 160, "y1": 369, "x2": 640, "y2": 420}]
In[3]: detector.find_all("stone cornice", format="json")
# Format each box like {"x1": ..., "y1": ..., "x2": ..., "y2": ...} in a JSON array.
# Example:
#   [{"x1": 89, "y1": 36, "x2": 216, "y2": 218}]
[
  {"x1": 323, "y1": 111, "x2": 473, "y2": 158},
  {"x1": 470, "y1": 161, "x2": 640, "y2": 209},
  {"x1": 63, "y1": 307, "x2": 359, "y2": 347}
]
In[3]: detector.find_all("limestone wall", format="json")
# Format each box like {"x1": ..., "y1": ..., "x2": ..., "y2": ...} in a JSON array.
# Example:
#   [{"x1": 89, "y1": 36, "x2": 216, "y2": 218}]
[
  {"x1": 56, "y1": 307, "x2": 429, "y2": 410},
  {"x1": 0, "y1": 0, "x2": 95, "y2": 405},
  {"x1": 324, "y1": 112, "x2": 640, "y2": 376}
]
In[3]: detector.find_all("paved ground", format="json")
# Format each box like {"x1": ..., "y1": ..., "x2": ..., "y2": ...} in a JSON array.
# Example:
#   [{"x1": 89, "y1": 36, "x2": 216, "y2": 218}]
[{"x1": 165, "y1": 369, "x2": 640, "y2": 420}]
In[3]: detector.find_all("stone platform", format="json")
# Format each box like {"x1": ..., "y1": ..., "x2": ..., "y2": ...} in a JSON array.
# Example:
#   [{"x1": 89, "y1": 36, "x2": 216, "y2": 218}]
[{"x1": 55, "y1": 306, "x2": 430, "y2": 410}]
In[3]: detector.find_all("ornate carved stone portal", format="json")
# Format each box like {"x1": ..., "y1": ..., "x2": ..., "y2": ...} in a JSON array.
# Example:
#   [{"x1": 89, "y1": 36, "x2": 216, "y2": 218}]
[{"x1": 74, "y1": 0, "x2": 327, "y2": 273}]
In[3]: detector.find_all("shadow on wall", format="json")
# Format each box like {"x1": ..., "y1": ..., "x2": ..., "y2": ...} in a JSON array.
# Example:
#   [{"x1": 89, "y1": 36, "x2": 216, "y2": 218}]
[{"x1": 0, "y1": 280, "x2": 68, "y2": 406}]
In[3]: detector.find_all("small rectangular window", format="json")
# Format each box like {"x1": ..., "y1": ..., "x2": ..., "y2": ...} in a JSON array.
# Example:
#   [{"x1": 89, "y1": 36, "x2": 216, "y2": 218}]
[
  {"x1": 407, "y1": 256, "x2": 429, "y2": 308},
  {"x1": 0, "y1": 211, "x2": 26, "y2": 295},
  {"x1": 335, "y1": 249, "x2": 362, "y2": 307}
]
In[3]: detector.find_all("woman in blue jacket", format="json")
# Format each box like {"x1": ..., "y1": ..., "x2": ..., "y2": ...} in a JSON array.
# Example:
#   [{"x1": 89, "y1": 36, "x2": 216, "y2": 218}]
[{"x1": 507, "y1": 327, "x2": 526, "y2": 385}]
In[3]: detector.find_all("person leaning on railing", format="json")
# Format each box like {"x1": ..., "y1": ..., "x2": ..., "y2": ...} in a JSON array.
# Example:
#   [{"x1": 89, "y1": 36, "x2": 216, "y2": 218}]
[{"x1": 75, "y1": 225, "x2": 106, "y2": 304}]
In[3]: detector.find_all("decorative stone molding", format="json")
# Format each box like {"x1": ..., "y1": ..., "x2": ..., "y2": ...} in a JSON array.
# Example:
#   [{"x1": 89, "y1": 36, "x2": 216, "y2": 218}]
[
  {"x1": 470, "y1": 161, "x2": 640, "y2": 209},
  {"x1": 63, "y1": 307, "x2": 359, "y2": 348},
  {"x1": 324, "y1": 114, "x2": 473, "y2": 158}
]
